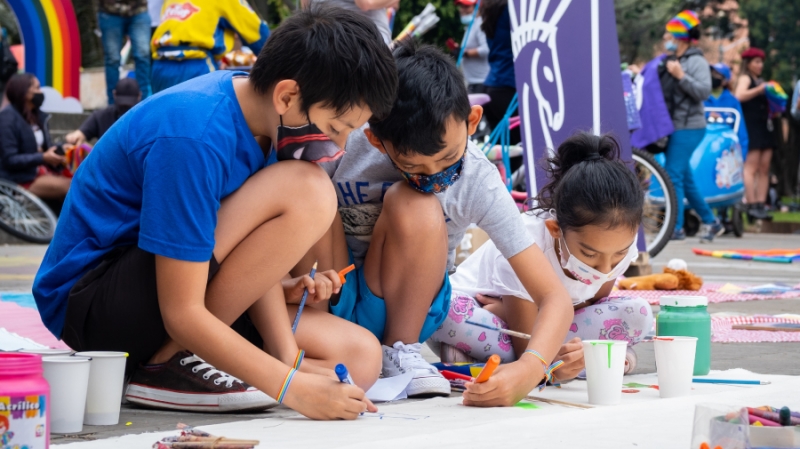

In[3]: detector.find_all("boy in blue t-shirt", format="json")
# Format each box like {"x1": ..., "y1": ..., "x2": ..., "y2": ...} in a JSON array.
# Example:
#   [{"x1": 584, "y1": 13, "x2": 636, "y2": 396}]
[
  {"x1": 705, "y1": 63, "x2": 749, "y2": 154},
  {"x1": 33, "y1": 5, "x2": 397, "y2": 420}
]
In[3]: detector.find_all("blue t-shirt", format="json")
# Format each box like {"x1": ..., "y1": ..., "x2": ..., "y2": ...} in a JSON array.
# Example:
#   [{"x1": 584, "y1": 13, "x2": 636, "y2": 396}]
[
  {"x1": 484, "y1": 8, "x2": 515, "y2": 89},
  {"x1": 33, "y1": 71, "x2": 268, "y2": 338}
]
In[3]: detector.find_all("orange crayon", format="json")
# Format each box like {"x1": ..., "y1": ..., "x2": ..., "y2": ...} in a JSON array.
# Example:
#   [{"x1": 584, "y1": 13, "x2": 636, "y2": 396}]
[
  {"x1": 475, "y1": 354, "x2": 501, "y2": 383},
  {"x1": 338, "y1": 264, "x2": 356, "y2": 284}
]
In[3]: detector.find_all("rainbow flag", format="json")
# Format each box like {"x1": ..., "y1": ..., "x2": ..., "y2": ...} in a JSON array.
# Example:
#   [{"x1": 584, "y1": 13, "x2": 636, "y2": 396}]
[{"x1": 765, "y1": 81, "x2": 787, "y2": 117}]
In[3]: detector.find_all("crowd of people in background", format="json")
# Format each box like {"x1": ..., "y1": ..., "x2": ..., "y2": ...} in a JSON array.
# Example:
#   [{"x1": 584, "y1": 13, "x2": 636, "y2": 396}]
[{"x1": 0, "y1": 0, "x2": 799, "y2": 233}]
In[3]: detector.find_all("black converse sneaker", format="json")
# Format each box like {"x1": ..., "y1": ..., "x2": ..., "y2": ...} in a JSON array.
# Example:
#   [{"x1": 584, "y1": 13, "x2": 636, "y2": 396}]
[{"x1": 125, "y1": 351, "x2": 277, "y2": 412}]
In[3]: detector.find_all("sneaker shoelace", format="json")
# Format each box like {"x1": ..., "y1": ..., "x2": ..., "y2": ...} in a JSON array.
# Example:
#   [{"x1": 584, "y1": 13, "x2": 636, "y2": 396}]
[
  {"x1": 179, "y1": 354, "x2": 243, "y2": 388},
  {"x1": 395, "y1": 343, "x2": 436, "y2": 374}
]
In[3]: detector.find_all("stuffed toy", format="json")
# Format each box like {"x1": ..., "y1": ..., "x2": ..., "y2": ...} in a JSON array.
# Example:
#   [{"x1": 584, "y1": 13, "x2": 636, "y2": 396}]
[
  {"x1": 618, "y1": 259, "x2": 703, "y2": 291},
  {"x1": 618, "y1": 273, "x2": 679, "y2": 290}
]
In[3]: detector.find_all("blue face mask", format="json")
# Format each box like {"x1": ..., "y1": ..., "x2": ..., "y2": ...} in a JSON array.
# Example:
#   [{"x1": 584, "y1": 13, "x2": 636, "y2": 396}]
[
  {"x1": 460, "y1": 15, "x2": 473, "y2": 25},
  {"x1": 665, "y1": 40, "x2": 678, "y2": 53},
  {"x1": 383, "y1": 140, "x2": 466, "y2": 194}
]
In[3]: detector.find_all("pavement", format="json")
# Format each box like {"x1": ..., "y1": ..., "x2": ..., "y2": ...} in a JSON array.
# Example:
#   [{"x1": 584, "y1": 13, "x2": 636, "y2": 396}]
[{"x1": 1, "y1": 231, "x2": 798, "y2": 444}]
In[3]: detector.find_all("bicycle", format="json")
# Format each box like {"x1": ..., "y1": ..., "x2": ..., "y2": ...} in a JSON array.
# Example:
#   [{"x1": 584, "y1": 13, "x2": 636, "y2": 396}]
[{"x1": 0, "y1": 178, "x2": 58, "y2": 243}]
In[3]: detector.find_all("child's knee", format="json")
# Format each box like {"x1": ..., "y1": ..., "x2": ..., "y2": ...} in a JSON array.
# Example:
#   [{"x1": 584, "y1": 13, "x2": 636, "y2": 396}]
[
  {"x1": 349, "y1": 326, "x2": 382, "y2": 386},
  {"x1": 382, "y1": 182, "x2": 446, "y2": 238},
  {"x1": 284, "y1": 161, "x2": 338, "y2": 221}
]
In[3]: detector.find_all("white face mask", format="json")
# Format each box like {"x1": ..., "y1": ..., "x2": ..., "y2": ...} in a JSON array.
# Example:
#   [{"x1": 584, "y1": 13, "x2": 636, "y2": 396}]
[{"x1": 557, "y1": 235, "x2": 627, "y2": 287}]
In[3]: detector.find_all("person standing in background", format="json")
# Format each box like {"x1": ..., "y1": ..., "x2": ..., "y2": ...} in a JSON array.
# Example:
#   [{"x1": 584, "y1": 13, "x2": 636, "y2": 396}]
[
  {"x1": 150, "y1": 0, "x2": 270, "y2": 93},
  {"x1": 661, "y1": 10, "x2": 721, "y2": 243},
  {"x1": 455, "y1": 0, "x2": 489, "y2": 94},
  {"x1": 309, "y1": 0, "x2": 395, "y2": 45},
  {"x1": 479, "y1": 0, "x2": 517, "y2": 137},
  {"x1": 735, "y1": 47, "x2": 774, "y2": 221},
  {"x1": 148, "y1": 0, "x2": 165, "y2": 35},
  {"x1": 792, "y1": 78, "x2": 800, "y2": 121},
  {"x1": 99, "y1": 0, "x2": 153, "y2": 103}
]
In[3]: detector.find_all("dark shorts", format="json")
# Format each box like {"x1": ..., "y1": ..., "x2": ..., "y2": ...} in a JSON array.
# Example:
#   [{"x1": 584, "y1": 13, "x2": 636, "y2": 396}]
[{"x1": 62, "y1": 246, "x2": 263, "y2": 376}]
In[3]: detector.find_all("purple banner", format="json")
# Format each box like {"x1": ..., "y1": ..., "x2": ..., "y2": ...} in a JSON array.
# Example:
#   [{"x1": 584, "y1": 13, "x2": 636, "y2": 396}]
[{"x1": 509, "y1": 0, "x2": 632, "y2": 195}]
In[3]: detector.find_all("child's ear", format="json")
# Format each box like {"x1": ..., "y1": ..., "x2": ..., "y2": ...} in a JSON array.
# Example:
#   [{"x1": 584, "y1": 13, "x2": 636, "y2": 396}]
[
  {"x1": 363, "y1": 128, "x2": 386, "y2": 154},
  {"x1": 272, "y1": 79, "x2": 301, "y2": 116},
  {"x1": 544, "y1": 218, "x2": 562, "y2": 239},
  {"x1": 467, "y1": 105, "x2": 483, "y2": 136}
]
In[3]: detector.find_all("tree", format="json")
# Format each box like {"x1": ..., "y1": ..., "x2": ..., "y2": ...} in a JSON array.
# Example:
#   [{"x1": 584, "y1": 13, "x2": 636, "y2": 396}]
[
  {"x1": 615, "y1": 0, "x2": 684, "y2": 65},
  {"x1": 739, "y1": 0, "x2": 800, "y2": 89}
]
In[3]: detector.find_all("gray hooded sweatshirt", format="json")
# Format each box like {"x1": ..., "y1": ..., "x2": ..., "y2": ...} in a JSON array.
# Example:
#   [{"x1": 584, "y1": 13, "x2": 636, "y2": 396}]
[{"x1": 669, "y1": 47, "x2": 711, "y2": 130}]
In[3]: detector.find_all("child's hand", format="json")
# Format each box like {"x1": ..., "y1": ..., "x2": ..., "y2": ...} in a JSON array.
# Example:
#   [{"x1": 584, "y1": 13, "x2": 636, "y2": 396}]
[
  {"x1": 283, "y1": 270, "x2": 342, "y2": 304},
  {"x1": 553, "y1": 337, "x2": 584, "y2": 381},
  {"x1": 461, "y1": 356, "x2": 544, "y2": 407},
  {"x1": 283, "y1": 371, "x2": 378, "y2": 420}
]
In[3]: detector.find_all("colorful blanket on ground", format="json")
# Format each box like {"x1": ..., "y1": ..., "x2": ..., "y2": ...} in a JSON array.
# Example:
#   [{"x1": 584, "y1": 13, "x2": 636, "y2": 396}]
[
  {"x1": 712, "y1": 315, "x2": 800, "y2": 343},
  {"x1": 611, "y1": 282, "x2": 800, "y2": 305},
  {"x1": 0, "y1": 292, "x2": 70, "y2": 349}
]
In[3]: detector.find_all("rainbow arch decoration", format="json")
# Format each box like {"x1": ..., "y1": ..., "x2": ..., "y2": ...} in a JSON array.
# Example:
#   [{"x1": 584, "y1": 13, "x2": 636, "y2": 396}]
[{"x1": 6, "y1": 0, "x2": 81, "y2": 99}]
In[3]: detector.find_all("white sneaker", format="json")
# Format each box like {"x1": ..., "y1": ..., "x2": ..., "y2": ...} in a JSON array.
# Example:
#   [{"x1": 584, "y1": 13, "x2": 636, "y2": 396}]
[{"x1": 382, "y1": 341, "x2": 451, "y2": 397}]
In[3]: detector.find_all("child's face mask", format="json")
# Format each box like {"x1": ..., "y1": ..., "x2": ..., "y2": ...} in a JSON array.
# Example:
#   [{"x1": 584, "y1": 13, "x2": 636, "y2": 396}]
[
  {"x1": 382, "y1": 139, "x2": 466, "y2": 194},
  {"x1": 557, "y1": 235, "x2": 626, "y2": 286},
  {"x1": 274, "y1": 116, "x2": 344, "y2": 163}
]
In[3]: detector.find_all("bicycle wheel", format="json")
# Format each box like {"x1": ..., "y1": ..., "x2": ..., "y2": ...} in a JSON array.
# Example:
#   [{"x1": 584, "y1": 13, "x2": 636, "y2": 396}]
[
  {"x1": 632, "y1": 149, "x2": 677, "y2": 257},
  {"x1": 0, "y1": 179, "x2": 58, "y2": 244}
]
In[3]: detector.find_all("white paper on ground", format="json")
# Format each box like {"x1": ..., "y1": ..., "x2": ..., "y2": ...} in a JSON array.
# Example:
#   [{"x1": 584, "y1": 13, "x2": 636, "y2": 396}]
[
  {"x1": 55, "y1": 369, "x2": 800, "y2": 449},
  {"x1": 365, "y1": 372, "x2": 414, "y2": 402},
  {"x1": 0, "y1": 328, "x2": 48, "y2": 351}
]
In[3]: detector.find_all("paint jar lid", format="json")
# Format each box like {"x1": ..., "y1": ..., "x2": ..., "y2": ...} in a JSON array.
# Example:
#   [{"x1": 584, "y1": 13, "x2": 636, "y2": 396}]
[
  {"x1": 0, "y1": 352, "x2": 43, "y2": 377},
  {"x1": 659, "y1": 295, "x2": 708, "y2": 307}
]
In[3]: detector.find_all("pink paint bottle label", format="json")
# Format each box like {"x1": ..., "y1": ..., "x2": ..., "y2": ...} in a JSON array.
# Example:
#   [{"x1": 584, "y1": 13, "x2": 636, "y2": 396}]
[
  {"x1": 0, "y1": 395, "x2": 47, "y2": 448},
  {"x1": 0, "y1": 353, "x2": 50, "y2": 449}
]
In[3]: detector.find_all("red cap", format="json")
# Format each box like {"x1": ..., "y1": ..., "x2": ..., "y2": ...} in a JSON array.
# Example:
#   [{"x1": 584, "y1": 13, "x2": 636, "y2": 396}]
[
  {"x1": 454, "y1": 0, "x2": 477, "y2": 6},
  {"x1": 741, "y1": 47, "x2": 765, "y2": 60}
]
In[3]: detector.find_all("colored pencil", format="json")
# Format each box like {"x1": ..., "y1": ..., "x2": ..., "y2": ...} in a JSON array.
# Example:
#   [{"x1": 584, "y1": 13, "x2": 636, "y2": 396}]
[
  {"x1": 692, "y1": 378, "x2": 771, "y2": 385},
  {"x1": 524, "y1": 396, "x2": 593, "y2": 409},
  {"x1": 466, "y1": 320, "x2": 531, "y2": 340},
  {"x1": 291, "y1": 261, "x2": 317, "y2": 334}
]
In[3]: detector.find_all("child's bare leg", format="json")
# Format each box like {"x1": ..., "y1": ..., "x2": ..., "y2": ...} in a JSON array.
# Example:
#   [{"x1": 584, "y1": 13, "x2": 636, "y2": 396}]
[
  {"x1": 149, "y1": 162, "x2": 337, "y2": 364},
  {"x1": 363, "y1": 182, "x2": 448, "y2": 345},
  {"x1": 290, "y1": 305, "x2": 382, "y2": 389}
]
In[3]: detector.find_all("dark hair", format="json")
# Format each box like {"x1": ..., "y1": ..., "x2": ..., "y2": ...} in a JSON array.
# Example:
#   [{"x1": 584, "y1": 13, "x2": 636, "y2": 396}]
[
  {"x1": 249, "y1": 4, "x2": 397, "y2": 121},
  {"x1": 688, "y1": 26, "x2": 701, "y2": 41},
  {"x1": 5, "y1": 73, "x2": 38, "y2": 125},
  {"x1": 368, "y1": 40, "x2": 471, "y2": 156},
  {"x1": 480, "y1": 0, "x2": 507, "y2": 39},
  {"x1": 531, "y1": 132, "x2": 643, "y2": 232}
]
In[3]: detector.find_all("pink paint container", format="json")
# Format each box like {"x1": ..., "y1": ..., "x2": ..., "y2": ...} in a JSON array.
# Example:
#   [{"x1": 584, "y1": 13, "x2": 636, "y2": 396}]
[{"x1": 0, "y1": 353, "x2": 50, "y2": 448}]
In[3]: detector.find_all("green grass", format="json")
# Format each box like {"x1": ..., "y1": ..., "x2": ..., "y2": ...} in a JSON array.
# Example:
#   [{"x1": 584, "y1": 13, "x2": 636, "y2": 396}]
[{"x1": 769, "y1": 212, "x2": 800, "y2": 223}]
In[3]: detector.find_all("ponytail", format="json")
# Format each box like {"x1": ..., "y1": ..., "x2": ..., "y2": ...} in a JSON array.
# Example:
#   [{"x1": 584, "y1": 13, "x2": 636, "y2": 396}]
[{"x1": 531, "y1": 132, "x2": 643, "y2": 232}]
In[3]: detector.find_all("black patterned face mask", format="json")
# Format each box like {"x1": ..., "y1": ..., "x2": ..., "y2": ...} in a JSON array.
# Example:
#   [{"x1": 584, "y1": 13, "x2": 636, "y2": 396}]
[{"x1": 274, "y1": 116, "x2": 344, "y2": 163}]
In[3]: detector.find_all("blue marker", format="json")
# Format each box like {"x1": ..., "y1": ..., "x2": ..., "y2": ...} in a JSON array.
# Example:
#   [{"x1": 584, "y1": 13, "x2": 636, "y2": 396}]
[{"x1": 335, "y1": 363, "x2": 354, "y2": 384}]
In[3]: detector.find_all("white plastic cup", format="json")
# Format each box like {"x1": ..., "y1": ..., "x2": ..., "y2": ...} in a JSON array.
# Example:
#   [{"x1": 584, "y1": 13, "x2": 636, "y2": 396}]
[
  {"x1": 654, "y1": 336, "x2": 697, "y2": 398},
  {"x1": 582, "y1": 340, "x2": 628, "y2": 406},
  {"x1": 19, "y1": 348, "x2": 74, "y2": 357},
  {"x1": 74, "y1": 351, "x2": 128, "y2": 425},
  {"x1": 42, "y1": 355, "x2": 92, "y2": 434}
]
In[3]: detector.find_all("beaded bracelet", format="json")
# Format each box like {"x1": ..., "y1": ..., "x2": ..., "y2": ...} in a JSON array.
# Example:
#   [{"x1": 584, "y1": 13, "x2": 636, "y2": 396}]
[
  {"x1": 277, "y1": 368, "x2": 297, "y2": 404},
  {"x1": 523, "y1": 349, "x2": 565, "y2": 391},
  {"x1": 293, "y1": 349, "x2": 305, "y2": 370}
]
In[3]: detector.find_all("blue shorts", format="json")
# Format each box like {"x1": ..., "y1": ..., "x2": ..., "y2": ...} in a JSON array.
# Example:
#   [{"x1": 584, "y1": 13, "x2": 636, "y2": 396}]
[
  {"x1": 151, "y1": 57, "x2": 216, "y2": 93},
  {"x1": 330, "y1": 259, "x2": 451, "y2": 344}
]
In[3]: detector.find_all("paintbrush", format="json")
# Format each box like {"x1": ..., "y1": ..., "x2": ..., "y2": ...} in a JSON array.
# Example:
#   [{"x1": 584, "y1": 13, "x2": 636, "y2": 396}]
[
  {"x1": 291, "y1": 261, "x2": 317, "y2": 334},
  {"x1": 466, "y1": 320, "x2": 531, "y2": 339},
  {"x1": 525, "y1": 395, "x2": 594, "y2": 409}
]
